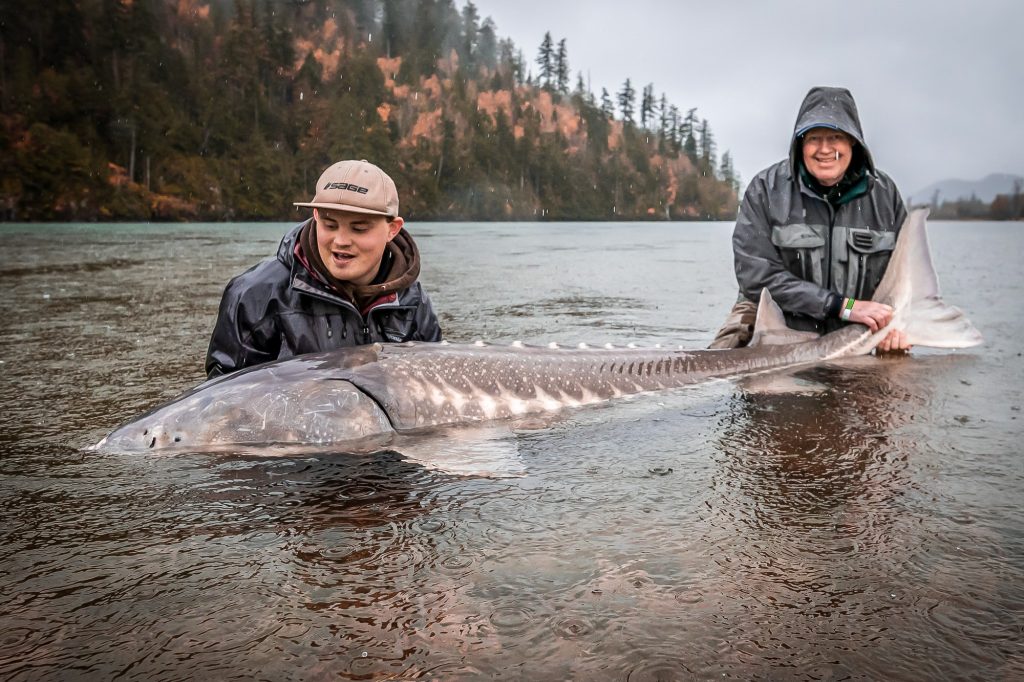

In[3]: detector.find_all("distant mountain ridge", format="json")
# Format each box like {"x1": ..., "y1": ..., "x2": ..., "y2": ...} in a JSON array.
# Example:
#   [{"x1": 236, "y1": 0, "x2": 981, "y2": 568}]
[{"x1": 909, "y1": 173, "x2": 1023, "y2": 205}]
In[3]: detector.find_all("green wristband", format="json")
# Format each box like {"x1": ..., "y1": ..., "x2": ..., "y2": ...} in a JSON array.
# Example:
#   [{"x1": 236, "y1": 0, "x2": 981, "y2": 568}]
[{"x1": 841, "y1": 297, "x2": 855, "y2": 321}]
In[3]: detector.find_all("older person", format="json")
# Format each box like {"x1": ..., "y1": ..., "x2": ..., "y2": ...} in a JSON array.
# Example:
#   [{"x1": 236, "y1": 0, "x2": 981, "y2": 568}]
[{"x1": 710, "y1": 86, "x2": 909, "y2": 352}]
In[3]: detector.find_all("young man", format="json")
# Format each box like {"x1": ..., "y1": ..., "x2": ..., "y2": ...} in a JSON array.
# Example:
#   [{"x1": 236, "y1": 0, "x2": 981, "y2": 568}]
[
  {"x1": 205, "y1": 159, "x2": 442, "y2": 378},
  {"x1": 709, "y1": 86, "x2": 909, "y2": 353}
]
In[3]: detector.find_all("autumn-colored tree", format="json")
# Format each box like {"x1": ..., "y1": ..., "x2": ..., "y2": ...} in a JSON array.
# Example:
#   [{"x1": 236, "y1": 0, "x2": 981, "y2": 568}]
[{"x1": 0, "y1": 0, "x2": 739, "y2": 222}]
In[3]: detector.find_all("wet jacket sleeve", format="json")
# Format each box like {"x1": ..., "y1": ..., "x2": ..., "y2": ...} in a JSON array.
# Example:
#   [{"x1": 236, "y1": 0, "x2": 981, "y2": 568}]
[
  {"x1": 412, "y1": 287, "x2": 443, "y2": 342},
  {"x1": 893, "y1": 185, "x2": 909, "y2": 235},
  {"x1": 732, "y1": 181, "x2": 834, "y2": 319},
  {"x1": 205, "y1": 279, "x2": 280, "y2": 378}
]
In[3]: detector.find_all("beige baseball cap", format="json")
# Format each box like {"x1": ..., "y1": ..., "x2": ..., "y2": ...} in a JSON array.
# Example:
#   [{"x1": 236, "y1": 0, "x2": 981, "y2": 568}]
[{"x1": 294, "y1": 159, "x2": 399, "y2": 217}]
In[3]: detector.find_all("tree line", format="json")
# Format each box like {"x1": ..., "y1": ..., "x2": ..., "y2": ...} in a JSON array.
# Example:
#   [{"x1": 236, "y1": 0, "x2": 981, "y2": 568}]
[
  {"x1": 530, "y1": 30, "x2": 740, "y2": 194},
  {"x1": 0, "y1": 0, "x2": 739, "y2": 222},
  {"x1": 924, "y1": 180, "x2": 1024, "y2": 221}
]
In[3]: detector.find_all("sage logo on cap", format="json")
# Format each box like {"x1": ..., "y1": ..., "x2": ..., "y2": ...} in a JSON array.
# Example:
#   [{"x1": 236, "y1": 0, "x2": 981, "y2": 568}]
[{"x1": 294, "y1": 159, "x2": 399, "y2": 216}]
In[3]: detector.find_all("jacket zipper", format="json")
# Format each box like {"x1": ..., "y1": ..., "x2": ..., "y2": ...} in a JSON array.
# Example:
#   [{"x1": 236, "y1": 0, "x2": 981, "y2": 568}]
[
  {"x1": 825, "y1": 201, "x2": 835, "y2": 292},
  {"x1": 291, "y1": 276, "x2": 418, "y2": 343}
]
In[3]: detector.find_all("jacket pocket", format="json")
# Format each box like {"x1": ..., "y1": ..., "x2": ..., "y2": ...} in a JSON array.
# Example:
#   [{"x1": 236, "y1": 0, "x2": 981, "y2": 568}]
[
  {"x1": 374, "y1": 306, "x2": 418, "y2": 343},
  {"x1": 771, "y1": 223, "x2": 827, "y2": 288},
  {"x1": 839, "y1": 227, "x2": 896, "y2": 298}
]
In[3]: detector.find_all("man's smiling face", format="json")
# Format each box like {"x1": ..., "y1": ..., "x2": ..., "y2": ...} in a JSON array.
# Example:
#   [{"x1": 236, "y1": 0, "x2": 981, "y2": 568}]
[{"x1": 314, "y1": 208, "x2": 403, "y2": 285}]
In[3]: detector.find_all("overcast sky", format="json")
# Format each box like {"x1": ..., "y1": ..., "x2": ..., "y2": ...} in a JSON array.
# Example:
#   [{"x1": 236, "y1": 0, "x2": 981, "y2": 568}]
[{"x1": 470, "y1": 0, "x2": 1022, "y2": 200}]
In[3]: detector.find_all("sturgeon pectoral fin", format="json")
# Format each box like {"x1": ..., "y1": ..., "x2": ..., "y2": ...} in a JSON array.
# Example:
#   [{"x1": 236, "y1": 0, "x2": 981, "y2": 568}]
[
  {"x1": 736, "y1": 370, "x2": 829, "y2": 396},
  {"x1": 392, "y1": 426, "x2": 526, "y2": 478},
  {"x1": 871, "y1": 208, "x2": 983, "y2": 349}
]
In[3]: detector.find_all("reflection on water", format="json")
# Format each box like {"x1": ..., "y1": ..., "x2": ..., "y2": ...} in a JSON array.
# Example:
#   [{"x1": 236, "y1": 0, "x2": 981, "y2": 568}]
[
  {"x1": 706, "y1": 353, "x2": 1021, "y2": 678},
  {"x1": 718, "y1": 358, "x2": 922, "y2": 526},
  {"x1": 0, "y1": 221, "x2": 1021, "y2": 679}
]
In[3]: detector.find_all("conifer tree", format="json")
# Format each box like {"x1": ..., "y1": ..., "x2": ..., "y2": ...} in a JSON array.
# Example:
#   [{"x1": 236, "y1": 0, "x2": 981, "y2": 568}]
[
  {"x1": 496, "y1": 38, "x2": 519, "y2": 88},
  {"x1": 668, "y1": 105, "x2": 681, "y2": 152},
  {"x1": 515, "y1": 48, "x2": 526, "y2": 84},
  {"x1": 719, "y1": 150, "x2": 739, "y2": 191},
  {"x1": 681, "y1": 107, "x2": 698, "y2": 161},
  {"x1": 600, "y1": 88, "x2": 615, "y2": 119},
  {"x1": 460, "y1": 1, "x2": 480, "y2": 71},
  {"x1": 618, "y1": 78, "x2": 636, "y2": 124},
  {"x1": 0, "y1": 0, "x2": 741, "y2": 221},
  {"x1": 350, "y1": 0, "x2": 379, "y2": 44},
  {"x1": 640, "y1": 83, "x2": 654, "y2": 129},
  {"x1": 536, "y1": 31, "x2": 553, "y2": 89},
  {"x1": 477, "y1": 18, "x2": 498, "y2": 71},
  {"x1": 555, "y1": 38, "x2": 569, "y2": 93},
  {"x1": 381, "y1": 0, "x2": 402, "y2": 58},
  {"x1": 575, "y1": 72, "x2": 586, "y2": 98},
  {"x1": 699, "y1": 118, "x2": 716, "y2": 171},
  {"x1": 658, "y1": 93, "x2": 669, "y2": 142}
]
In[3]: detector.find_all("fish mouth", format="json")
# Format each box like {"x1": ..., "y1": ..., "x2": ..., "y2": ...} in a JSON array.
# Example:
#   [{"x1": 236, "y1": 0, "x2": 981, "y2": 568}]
[{"x1": 89, "y1": 424, "x2": 188, "y2": 454}]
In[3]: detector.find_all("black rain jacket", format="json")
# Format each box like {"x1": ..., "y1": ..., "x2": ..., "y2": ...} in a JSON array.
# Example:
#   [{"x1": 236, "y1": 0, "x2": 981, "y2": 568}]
[
  {"x1": 731, "y1": 86, "x2": 908, "y2": 334},
  {"x1": 205, "y1": 220, "x2": 442, "y2": 378}
]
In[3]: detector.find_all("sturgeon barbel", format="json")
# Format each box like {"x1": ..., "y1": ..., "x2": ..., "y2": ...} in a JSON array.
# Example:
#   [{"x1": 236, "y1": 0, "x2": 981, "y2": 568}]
[{"x1": 90, "y1": 209, "x2": 982, "y2": 455}]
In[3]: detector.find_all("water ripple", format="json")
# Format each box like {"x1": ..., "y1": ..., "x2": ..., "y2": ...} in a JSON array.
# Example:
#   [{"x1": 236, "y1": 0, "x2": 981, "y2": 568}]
[{"x1": 0, "y1": 222, "x2": 1019, "y2": 680}]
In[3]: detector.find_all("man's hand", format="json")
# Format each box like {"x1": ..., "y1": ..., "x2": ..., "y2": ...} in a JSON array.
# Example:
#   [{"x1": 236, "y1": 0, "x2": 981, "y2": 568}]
[
  {"x1": 875, "y1": 328, "x2": 912, "y2": 353},
  {"x1": 848, "y1": 300, "x2": 893, "y2": 332},
  {"x1": 847, "y1": 300, "x2": 912, "y2": 353}
]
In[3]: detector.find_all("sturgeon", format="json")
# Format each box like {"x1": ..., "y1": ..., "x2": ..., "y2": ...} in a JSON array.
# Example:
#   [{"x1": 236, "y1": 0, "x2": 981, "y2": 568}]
[{"x1": 90, "y1": 209, "x2": 981, "y2": 455}]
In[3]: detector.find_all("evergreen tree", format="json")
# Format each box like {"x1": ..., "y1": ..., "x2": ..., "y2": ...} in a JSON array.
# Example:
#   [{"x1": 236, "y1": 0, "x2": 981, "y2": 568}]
[
  {"x1": 618, "y1": 78, "x2": 635, "y2": 124},
  {"x1": 555, "y1": 38, "x2": 569, "y2": 93},
  {"x1": 681, "y1": 107, "x2": 698, "y2": 162},
  {"x1": 699, "y1": 118, "x2": 716, "y2": 171},
  {"x1": 495, "y1": 38, "x2": 519, "y2": 89},
  {"x1": 719, "y1": 150, "x2": 736, "y2": 188},
  {"x1": 381, "y1": 0, "x2": 402, "y2": 58},
  {"x1": 600, "y1": 88, "x2": 615, "y2": 119},
  {"x1": 477, "y1": 18, "x2": 498, "y2": 71},
  {"x1": 668, "y1": 105, "x2": 681, "y2": 152},
  {"x1": 574, "y1": 72, "x2": 586, "y2": 98},
  {"x1": 349, "y1": 0, "x2": 379, "y2": 44},
  {"x1": 536, "y1": 31, "x2": 553, "y2": 89},
  {"x1": 398, "y1": 0, "x2": 460, "y2": 82},
  {"x1": 0, "y1": 0, "x2": 740, "y2": 221},
  {"x1": 460, "y1": 1, "x2": 480, "y2": 72},
  {"x1": 658, "y1": 93, "x2": 669, "y2": 143},
  {"x1": 640, "y1": 83, "x2": 654, "y2": 129}
]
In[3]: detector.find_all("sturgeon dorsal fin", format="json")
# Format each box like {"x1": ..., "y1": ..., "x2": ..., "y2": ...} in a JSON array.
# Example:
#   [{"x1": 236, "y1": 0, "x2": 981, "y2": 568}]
[{"x1": 749, "y1": 288, "x2": 820, "y2": 346}]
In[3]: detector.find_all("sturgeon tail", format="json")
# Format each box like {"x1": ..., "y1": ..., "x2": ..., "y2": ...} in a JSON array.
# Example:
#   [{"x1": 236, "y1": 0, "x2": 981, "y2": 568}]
[
  {"x1": 871, "y1": 208, "x2": 983, "y2": 349},
  {"x1": 749, "y1": 207, "x2": 982, "y2": 355}
]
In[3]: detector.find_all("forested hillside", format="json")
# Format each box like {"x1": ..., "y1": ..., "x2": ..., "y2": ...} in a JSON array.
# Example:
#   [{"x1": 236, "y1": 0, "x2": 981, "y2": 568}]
[{"x1": 0, "y1": 0, "x2": 740, "y2": 221}]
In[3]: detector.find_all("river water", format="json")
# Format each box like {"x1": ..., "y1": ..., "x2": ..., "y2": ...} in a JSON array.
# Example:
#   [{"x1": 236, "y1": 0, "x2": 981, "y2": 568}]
[{"x1": 0, "y1": 220, "x2": 1021, "y2": 680}]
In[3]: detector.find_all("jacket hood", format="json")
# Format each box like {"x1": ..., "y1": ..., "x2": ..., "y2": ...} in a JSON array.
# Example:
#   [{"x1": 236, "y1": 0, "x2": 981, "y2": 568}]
[
  {"x1": 277, "y1": 219, "x2": 307, "y2": 266},
  {"x1": 789, "y1": 86, "x2": 875, "y2": 176}
]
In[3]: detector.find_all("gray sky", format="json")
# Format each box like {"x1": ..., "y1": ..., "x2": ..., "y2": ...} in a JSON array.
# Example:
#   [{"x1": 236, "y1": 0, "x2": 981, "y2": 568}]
[{"x1": 470, "y1": 0, "x2": 1023, "y2": 200}]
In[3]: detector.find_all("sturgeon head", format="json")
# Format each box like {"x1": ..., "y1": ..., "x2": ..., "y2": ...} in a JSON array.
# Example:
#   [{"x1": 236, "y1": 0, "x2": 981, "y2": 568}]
[{"x1": 90, "y1": 352, "x2": 395, "y2": 454}]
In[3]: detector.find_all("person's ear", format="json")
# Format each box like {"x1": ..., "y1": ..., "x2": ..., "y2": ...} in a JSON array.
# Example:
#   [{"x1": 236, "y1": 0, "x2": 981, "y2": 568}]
[{"x1": 387, "y1": 216, "x2": 404, "y2": 240}]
